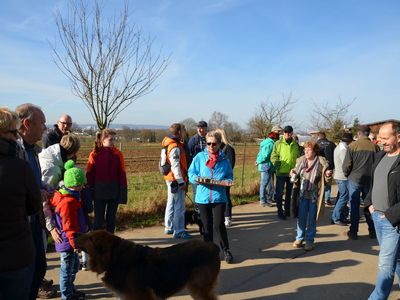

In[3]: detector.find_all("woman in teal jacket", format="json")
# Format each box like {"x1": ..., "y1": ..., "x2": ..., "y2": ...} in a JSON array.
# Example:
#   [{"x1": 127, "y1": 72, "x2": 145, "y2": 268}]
[{"x1": 188, "y1": 131, "x2": 234, "y2": 263}]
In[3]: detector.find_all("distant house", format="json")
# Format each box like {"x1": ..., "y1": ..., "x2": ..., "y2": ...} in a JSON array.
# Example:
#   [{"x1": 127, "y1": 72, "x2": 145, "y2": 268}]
[{"x1": 361, "y1": 119, "x2": 400, "y2": 133}]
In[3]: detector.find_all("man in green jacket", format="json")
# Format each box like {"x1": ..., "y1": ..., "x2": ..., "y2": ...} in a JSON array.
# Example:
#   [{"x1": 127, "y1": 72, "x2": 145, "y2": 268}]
[{"x1": 270, "y1": 125, "x2": 300, "y2": 219}]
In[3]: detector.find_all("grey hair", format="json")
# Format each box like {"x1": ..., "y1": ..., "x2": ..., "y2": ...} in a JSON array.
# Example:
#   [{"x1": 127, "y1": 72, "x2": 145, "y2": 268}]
[
  {"x1": 206, "y1": 131, "x2": 222, "y2": 144},
  {"x1": 15, "y1": 103, "x2": 42, "y2": 121}
]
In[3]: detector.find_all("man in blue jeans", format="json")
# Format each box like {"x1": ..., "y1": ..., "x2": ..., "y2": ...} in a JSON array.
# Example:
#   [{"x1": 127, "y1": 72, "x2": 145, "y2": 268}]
[
  {"x1": 270, "y1": 125, "x2": 300, "y2": 219},
  {"x1": 365, "y1": 122, "x2": 400, "y2": 300},
  {"x1": 343, "y1": 125, "x2": 379, "y2": 240},
  {"x1": 332, "y1": 132, "x2": 353, "y2": 224}
]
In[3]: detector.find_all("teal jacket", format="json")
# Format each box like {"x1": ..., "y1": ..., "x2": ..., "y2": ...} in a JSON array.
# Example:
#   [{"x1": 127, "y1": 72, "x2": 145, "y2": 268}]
[
  {"x1": 188, "y1": 149, "x2": 233, "y2": 204},
  {"x1": 256, "y1": 138, "x2": 275, "y2": 172},
  {"x1": 270, "y1": 137, "x2": 300, "y2": 176}
]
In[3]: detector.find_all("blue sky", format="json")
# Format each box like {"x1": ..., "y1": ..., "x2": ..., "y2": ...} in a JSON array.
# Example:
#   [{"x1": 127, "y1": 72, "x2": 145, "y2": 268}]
[{"x1": 1, "y1": 0, "x2": 399, "y2": 130}]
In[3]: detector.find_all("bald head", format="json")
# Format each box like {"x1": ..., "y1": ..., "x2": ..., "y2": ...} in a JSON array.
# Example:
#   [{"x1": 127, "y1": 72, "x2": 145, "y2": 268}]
[{"x1": 57, "y1": 113, "x2": 72, "y2": 134}]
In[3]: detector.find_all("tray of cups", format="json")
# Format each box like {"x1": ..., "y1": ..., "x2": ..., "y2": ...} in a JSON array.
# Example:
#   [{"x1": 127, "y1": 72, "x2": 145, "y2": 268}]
[{"x1": 195, "y1": 177, "x2": 234, "y2": 186}]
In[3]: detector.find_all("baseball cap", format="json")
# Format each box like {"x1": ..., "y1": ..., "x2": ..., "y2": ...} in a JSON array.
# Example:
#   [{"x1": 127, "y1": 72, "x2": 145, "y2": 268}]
[
  {"x1": 283, "y1": 125, "x2": 293, "y2": 133},
  {"x1": 197, "y1": 121, "x2": 208, "y2": 128}
]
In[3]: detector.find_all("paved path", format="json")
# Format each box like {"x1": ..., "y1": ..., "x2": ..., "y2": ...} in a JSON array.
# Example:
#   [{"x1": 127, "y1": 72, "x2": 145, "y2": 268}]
[{"x1": 46, "y1": 200, "x2": 400, "y2": 300}]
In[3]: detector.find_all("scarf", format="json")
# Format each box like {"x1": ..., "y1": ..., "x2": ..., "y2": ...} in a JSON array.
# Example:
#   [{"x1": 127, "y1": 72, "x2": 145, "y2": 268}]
[
  {"x1": 295, "y1": 155, "x2": 321, "y2": 192},
  {"x1": 206, "y1": 151, "x2": 219, "y2": 170}
]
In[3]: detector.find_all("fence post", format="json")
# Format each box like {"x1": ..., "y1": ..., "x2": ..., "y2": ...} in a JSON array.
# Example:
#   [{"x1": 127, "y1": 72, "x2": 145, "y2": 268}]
[
  {"x1": 119, "y1": 141, "x2": 122, "y2": 151},
  {"x1": 241, "y1": 143, "x2": 247, "y2": 188}
]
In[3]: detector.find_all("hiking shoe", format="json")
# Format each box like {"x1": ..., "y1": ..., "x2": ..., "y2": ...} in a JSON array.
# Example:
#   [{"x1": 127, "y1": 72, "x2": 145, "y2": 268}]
[
  {"x1": 345, "y1": 230, "x2": 358, "y2": 240},
  {"x1": 304, "y1": 242, "x2": 314, "y2": 251},
  {"x1": 224, "y1": 250, "x2": 233, "y2": 264},
  {"x1": 165, "y1": 229, "x2": 174, "y2": 235},
  {"x1": 225, "y1": 217, "x2": 232, "y2": 227},
  {"x1": 37, "y1": 287, "x2": 57, "y2": 299},
  {"x1": 173, "y1": 231, "x2": 192, "y2": 239},
  {"x1": 292, "y1": 240, "x2": 303, "y2": 248},
  {"x1": 41, "y1": 278, "x2": 54, "y2": 289},
  {"x1": 331, "y1": 220, "x2": 348, "y2": 226},
  {"x1": 265, "y1": 200, "x2": 275, "y2": 207}
]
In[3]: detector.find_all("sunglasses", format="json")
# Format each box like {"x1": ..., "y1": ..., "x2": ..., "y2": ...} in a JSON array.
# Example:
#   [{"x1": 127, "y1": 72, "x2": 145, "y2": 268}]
[{"x1": 207, "y1": 142, "x2": 218, "y2": 146}]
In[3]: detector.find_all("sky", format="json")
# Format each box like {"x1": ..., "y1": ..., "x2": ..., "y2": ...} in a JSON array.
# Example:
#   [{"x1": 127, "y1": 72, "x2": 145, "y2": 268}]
[{"x1": 0, "y1": 0, "x2": 399, "y2": 131}]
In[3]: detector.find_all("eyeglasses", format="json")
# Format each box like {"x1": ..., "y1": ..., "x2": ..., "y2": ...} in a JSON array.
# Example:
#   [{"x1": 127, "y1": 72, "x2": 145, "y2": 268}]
[
  {"x1": 59, "y1": 121, "x2": 72, "y2": 126},
  {"x1": 207, "y1": 142, "x2": 217, "y2": 146}
]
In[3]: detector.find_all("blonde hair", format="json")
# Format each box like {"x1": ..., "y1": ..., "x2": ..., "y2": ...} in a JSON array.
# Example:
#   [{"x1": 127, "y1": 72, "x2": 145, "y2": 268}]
[
  {"x1": 60, "y1": 133, "x2": 81, "y2": 156},
  {"x1": 0, "y1": 107, "x2": 20, "y2": 134},
  {"x1": 93, "y1": 128, "x2": 116, "y2": 152},
  {"x1": 214, "y1": 128, "x2": 231, "y2": 145},
  {"x1": 206, "y1": 131, "x2": 222, "y2": 144}
]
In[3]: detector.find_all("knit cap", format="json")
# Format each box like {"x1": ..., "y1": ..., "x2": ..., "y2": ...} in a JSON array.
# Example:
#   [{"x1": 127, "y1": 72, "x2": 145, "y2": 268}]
[{"x1": 63, "y1": 160, "x2": 86, "y2": 188}]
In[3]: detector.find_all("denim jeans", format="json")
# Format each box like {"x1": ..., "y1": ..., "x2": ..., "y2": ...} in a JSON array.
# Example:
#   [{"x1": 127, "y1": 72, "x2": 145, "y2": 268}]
[
  {"x1": 348, "y1": 180, "x2": 375, "y2": 234},
  {"x1": 164, "y1": 181, "x2": 185, "y2": 234},
  {"x1": 324, "y1": 185, "x2": 332, "y2": 202},
  {"x1": 332, "y1": 180, "x2": 349, "y2": 222},
  {"x1": 275, "y1": 175, "x2": 293, "y2": 216},
  {"x1": 259, "y1": 171, "x2": 274, "y2": 204},
  {"x1": 369, "y1": 212, "x2": 400, "y2": 300},
  {"x1": 93, "y1": 199, "x2": 119, "y2": 233},
  {"x1": 296, "y1": 196, "x2": 317, "y2": 243},
  {"x1": 60, "y1": 250, "x2": 80, "y2": 300},
  {"x1": 0, "y1": 262, "x2": 34, "y2": 300}
]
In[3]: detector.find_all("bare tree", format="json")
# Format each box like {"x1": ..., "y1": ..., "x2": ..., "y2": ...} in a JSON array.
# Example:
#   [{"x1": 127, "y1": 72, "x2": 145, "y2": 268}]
[
  {"x1": 208, "y1": 111, "x2": 229, "y2": 130},
  {"x1": 248, "y1": 93, "x2": 296, "y2": 138},
  {"x1": 52, "y1": 1, "x2": 169, "y2": 130},
  {"x1": 310, "y1": 98, "x2": 355, "y2": 142},
  {"x1": 180, "y1": 118, "x2": 197, "y2": 136}
]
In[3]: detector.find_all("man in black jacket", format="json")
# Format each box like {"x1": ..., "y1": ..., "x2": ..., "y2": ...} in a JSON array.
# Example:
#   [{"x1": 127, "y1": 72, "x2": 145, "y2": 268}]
[
  {"x1": 42, "y1": 113, "x2": 72, "y2": 148},
  {"x1": 365, "y1": 122, "x2": 400, "y2": 299},
  {"x1": 316, "y1": 132, "x2": 336, "y2": 205}
]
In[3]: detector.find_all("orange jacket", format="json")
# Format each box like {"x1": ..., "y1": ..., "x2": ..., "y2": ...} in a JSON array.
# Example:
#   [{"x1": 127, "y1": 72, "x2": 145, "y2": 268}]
[{"x1": 161, "y1": 135, "x2": 188, "y2": 183}]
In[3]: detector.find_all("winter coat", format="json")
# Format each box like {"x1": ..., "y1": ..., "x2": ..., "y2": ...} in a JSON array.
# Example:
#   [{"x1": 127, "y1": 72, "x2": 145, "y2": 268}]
[
  {"x1": 42, "y1": 125, "x2": 63, "y2": 149},
  {"x1": 39, "y1": 143, "x2": 66, "y2": 190},
  {"x1": 188, "y1": 149, "x2": 233, "y2": 204},
  {"x1": 343, "y1": 137, "x2": 379, "y2": 185},
  {"x1": 0, "y1": 137, "x2": 42, "y2": 271},
  {"x1": 317, "y1": 138, "x2": 336, "y2": 169},
  {"x1": 161, "y1": 134, "x2": 188, "y2": 184},
  {"x1": 256, "y1": 138, "x2": 275, "y2": 172},
  {"x1": 364, "y1": 152, "x2": 400, "y2": 227},
  {"x1": 221, "y1": 143, "x2": 236, "y2": 170},
  {"x1": 86, "y1": 147, "x2": 128, "y2": 204},
  {"x1": 290, "y1": 155, "x2": 331, "y2": 221},
  {"x1": 50, "y1": 189, "x2": 88, "y2": 252},
  {"x1": 270, "y1": 137, "x2": 300, "y2": 176},
  {"x1": 187, "y1": 134, "x2": 207, "y2": 166}
]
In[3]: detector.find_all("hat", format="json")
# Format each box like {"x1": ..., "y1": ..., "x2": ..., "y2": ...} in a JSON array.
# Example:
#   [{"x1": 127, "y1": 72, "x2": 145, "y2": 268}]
[
  {"x1": 63, "y1": 160, "x2": 86, "y2": 188},
  {"x1": 283, "y1": 125, "x2": 293, "y2": 133},
  {"x1": 341, "y1": 132, "x2": 353, "y2": 143},
  {"x1": 271, "y1": 125, "x2": 282, "y2": 132},
  {"x1": 197, "y1": 121, "x2": 208, "y2": 128}
]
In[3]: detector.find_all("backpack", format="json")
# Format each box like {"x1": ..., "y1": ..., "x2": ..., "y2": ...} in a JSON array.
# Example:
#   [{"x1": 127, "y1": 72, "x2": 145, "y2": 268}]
[{"x1": 159, "y1": 146, "x2": 171, "y2": 175}]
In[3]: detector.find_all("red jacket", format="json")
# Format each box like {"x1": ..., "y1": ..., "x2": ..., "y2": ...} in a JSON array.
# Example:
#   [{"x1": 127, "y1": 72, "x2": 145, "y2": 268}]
[{"x1": 86, "y1": 147, "x2": 128, "y2": 204}]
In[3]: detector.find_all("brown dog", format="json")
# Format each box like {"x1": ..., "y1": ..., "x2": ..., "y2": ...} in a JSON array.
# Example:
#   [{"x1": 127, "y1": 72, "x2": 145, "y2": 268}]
[{"x1": 73, "y1": 230, "x2": 221, "y2": 300}]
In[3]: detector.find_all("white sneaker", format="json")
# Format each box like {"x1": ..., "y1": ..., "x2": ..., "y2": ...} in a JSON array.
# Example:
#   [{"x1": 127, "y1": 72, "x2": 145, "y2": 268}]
[{"x1": 225, "y1": 217, "x2": 232, "y2": 227}]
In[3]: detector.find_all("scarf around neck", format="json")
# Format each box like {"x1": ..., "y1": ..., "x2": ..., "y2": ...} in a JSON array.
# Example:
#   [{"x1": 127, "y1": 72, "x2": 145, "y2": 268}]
[
  {"x1": 206, "y1": 151, "x2": 219, "y2": 170},
  {"x1": 295, "y1": 155, "x2": 321, "y2": 191}
]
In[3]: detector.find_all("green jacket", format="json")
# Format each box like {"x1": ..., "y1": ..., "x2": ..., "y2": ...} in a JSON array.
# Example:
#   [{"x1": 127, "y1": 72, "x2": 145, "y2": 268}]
[
  {"x1": 270, "y1": 137, "x2": 300, "y2": 176},
  {"x1": 256, "y1": 138, "x2": 275, "y2": 172}
]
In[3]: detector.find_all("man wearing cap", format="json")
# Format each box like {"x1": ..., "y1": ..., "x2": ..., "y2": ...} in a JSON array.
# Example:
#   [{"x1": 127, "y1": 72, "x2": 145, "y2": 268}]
[
  {"x1": 331, "y1": 132, "x2": 353, "y2": 225},
  {"x1": 42, "y1": 113, "x2": 72, "y2": 148},
  {"x1": 188, "y1": 121, "x2": 208, "y2": 166},
  {"x1": 270, "y1": 125, "x2": 300, "y2": 220},
  {"x1": 343, "y1": 125, "x2": 380, "y2": 240}
]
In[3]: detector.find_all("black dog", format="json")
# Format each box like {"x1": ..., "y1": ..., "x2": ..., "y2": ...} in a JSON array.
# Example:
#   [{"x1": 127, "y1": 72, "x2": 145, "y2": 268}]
[{"x1": 185, "y1": 208, "x2": 204, "y2": 235}]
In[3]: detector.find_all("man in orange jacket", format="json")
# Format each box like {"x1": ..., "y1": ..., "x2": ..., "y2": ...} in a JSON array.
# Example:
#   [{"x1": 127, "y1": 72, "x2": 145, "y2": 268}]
[{"x1": 161, "y1": 123, "x2": 191, "y2": 239}]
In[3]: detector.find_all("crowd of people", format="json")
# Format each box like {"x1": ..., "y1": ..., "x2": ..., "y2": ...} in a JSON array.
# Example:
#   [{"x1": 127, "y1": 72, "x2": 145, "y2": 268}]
[{"x1": 1, "y1": 102, "x2": 400, "y2": 300}]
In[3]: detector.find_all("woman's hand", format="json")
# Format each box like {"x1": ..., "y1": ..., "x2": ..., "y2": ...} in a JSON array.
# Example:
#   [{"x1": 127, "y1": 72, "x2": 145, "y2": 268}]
[{"x1": 50, "y1": 228, "x2": 62, "y2": 244}]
